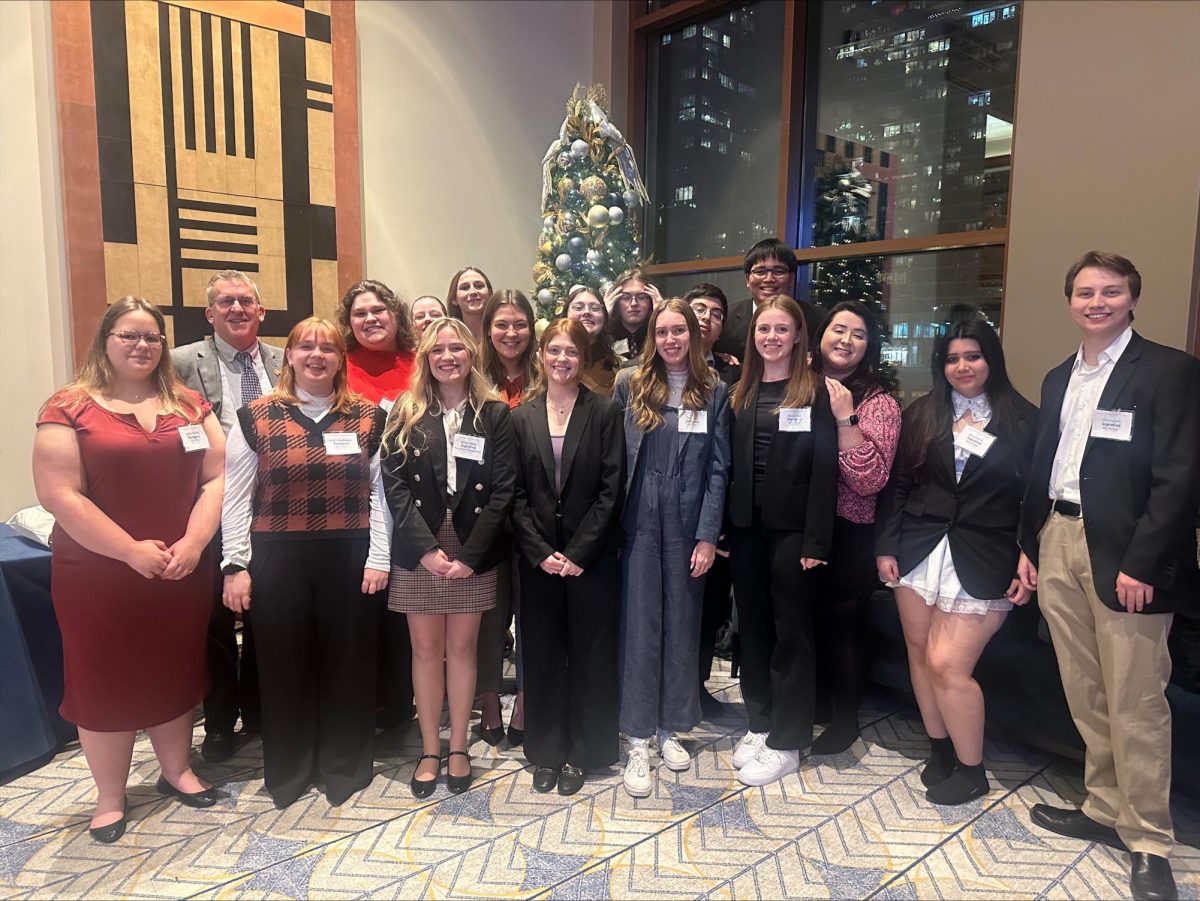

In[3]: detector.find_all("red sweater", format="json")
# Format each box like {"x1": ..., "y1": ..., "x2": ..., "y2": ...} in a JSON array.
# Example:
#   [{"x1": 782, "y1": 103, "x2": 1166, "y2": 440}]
[{"x1": 346, "y1": 347, "x2": 416, "y2": 404}]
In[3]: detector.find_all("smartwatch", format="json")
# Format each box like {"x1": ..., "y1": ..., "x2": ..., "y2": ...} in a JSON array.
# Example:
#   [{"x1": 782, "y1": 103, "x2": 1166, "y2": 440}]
[{"x1": 836, "y1": 414, "x2": 860, "y2": 428}]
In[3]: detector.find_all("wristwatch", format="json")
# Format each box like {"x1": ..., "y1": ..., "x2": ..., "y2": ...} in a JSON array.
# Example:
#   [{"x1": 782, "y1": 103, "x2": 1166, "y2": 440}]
[
  {"x1": 221, "y1": 563, "x2": 246, "y2": 576},
  {"x1": 836, "y1": 414, "x2": 860, "y2": 428}
]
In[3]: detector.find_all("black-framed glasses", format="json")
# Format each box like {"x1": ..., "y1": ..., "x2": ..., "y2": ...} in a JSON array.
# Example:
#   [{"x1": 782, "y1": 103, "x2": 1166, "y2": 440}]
[
  {"x1": 108, "y1": 330, "x2": 166, "y2": 346},
  {"x1": 749, "y1": 266, "x2": 791, "y2": 279},
  {"x1": 617, "y1": 292, "x2": 653, "y2": 305},
  {"x1": 690, "y1": 304, "x2": 725, "y2": 323}
]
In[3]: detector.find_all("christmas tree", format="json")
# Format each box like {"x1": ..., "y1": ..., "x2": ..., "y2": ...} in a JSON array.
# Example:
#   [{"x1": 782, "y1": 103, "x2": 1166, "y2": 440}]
[
  {"x1": 532, "y1": 84, "x2": 648, "y2": 323},
  {"x1": 811, "y1": 155, "x2": 884, "y2": 318}
]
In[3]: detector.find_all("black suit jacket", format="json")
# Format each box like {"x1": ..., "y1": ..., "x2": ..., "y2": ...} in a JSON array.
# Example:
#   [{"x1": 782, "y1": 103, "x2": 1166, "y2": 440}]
[
  {"x1": 382, "y1": 400, "x2": 515, "y2": 572},
  {"x1": 715, "y1": 297, "x2": 826, "y2": 360},
  {"x1": 727, "y1": 382, "x2": 839, "y2": 559},
  {"x1": 876, "y1": 394, "x2": 1038, "y2": 600},
  {"x1": 510, "y1": 387, "x2": 625, "y2": 569},
  {"x1": 1018, "y1": 332, "x2": 1200, "y2": 613}
]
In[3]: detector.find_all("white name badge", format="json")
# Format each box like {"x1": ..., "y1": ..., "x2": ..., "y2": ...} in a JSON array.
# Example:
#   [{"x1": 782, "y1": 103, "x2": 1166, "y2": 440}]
[
  {"x1": 612, "y1": 338, "x2": 630, "y2": 356},
  {"x1": 379, "y1": 397, "x2": 395, "y2": 413},
  {"x1": 678, "y1": 410, "x2": 708, "y2": 434},
  {"x1": 779, "y1": 407, "x2": 812, "y2": 432},
  {"x1": 323, "y1": 432, "x2": 361, "y2": 455},
  {"x1": 1091, "y1": 408, "x2": 1133, "y2": 441},
  {"x1": 453, "y1": 433, "x2": 486, "y2": 462},
  {"x1": 953, "y1": 425, "x2": 997, "y2": 457},
  {"x1": 177, "y1": 424, "x2": 210, "y2": 453}
]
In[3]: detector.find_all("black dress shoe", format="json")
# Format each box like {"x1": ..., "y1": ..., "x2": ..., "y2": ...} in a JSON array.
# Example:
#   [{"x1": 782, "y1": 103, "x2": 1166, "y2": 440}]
[
  {"x1": 532, "y1": 766, "x2": 560, "y2": 793},
  {"x1": 155, "y1": 776, "x2": 222, "y2": 808},
  {"x1": 478, "y1": 724, "x2": 504, "y2": 746},
  {"x1": 200, "y1": 731, "x2": 236, "y2": 763},
  {"x1": 507, "y1": 725, "x2": 524, "y2": 747},
  {"x1": 410, "y1": 754, "x2": 440, "y2": 799},
  {"x1": 1130, "y1": 852, "x2": 1176, "y2": 901},
  {"x1": 88, "y1": 804, "x2": 127, "y2": 844},
  {"x1": 1029, "y1": 804, "x2": 1126, "y2": 851},
  {"x1": 558, "y1": 764, "x2": 585, "y2": 796},
  {"x1": 446, "y1": 751, "x2": 473, "y2": 794}
]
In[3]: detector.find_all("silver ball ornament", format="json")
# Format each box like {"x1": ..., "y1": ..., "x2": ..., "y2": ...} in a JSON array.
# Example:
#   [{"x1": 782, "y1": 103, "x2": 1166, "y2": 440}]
[
  {"x1": 586, "y1": 249, "x2": 603, "y2": 265},
  {"x1": 607, "y1": 206, "x2": 625, "y2": 226},
  {"x1": 537, "y1": 288, "x2": 554, "y2": 307},
  {"x1": 555, "y1": 253, "x2": 573, "y2": 272},
  {"x1": 557, "y1": 152, "x2": 572, "y2": 168},
  {"x1": 568, "y1": 236, "x2": 586, "y2": 254},
  {"x1": 622, "y1": 190, "x2": 641, "y2": 208},
  {"x1": 587, "y1": 204, "x2": 610, "y2": 227},
  {"x1": 570, "y1": 139, "x2": 589, "y2": 159}
]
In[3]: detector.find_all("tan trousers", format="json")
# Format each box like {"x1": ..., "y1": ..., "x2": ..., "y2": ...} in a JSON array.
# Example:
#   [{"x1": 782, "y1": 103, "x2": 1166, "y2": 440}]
[{"x1": 1037, "y1": 513, "x2": 1174, "y2": 856}]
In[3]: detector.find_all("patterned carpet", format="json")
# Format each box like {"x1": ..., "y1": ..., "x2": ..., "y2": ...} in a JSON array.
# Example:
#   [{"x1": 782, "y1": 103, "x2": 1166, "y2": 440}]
[{"x1": 2, "y1": 664, "x2": 1197, "y2": 900}]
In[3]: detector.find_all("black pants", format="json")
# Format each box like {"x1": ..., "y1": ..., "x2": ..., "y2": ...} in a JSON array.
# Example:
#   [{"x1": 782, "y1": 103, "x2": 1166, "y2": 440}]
[
  {"x1": 698, "y1": 553, "x2": 733, "y2": 687},
  {"x1": 519, "y1": 555, "x2": 620, "y2": 770},
  {"x1": 812, "y1": 517, "x2": 878, "y2": 727},
  {"x1": 251, "y1": 535, "x2": 378, "y2": 806},
  {"x1": 729, "y1": 517, "x2": 816, "y2": 751},
  {"x1": 376, "y1": 607, "x2": 413, "y2": 728},
  {"x1": 204, "y1": 538, "x2": 260, "y2": 735}
]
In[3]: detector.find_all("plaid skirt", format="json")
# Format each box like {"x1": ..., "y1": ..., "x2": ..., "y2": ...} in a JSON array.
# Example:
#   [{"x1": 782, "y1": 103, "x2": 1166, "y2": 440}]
[{"x1": 388, "y1": 510, "x2": 497, "y2": 615}]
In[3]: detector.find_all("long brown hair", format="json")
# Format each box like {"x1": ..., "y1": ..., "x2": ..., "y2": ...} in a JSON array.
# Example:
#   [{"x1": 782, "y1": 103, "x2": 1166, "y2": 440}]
[
  {"x1": 48, "y1": 296, "x2": 204, "y2": 421},
  {"x1": 628, "y1": 298, "x2": 714, "y2": 431},
  {"x1": 337, "y1": 278, "x2": 416, "y2": 354},
  {"x1": 731, "y1": 295, "x2": 817, "y2": 413},
  {"x1": 529, "y1": 318, "x2": 590, "y2": 399},
  {"x1": 445, "y1": 266, "x2": 493, "y2": 320},
  {"x1": 480, "y1": 289, "x2": 539, "y2": 396},
  {"x1": 274, "y1": 317, "x2": 359, "y2": 414}
]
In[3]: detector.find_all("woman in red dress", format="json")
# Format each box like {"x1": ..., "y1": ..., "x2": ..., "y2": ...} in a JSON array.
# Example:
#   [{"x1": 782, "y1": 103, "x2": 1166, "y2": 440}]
[
  {"x1": 338, "y1": 279, "x2": 418, "y2": 405},
  {"x1": 33, "y1": 297, "x2": 226, "y2": 843}
]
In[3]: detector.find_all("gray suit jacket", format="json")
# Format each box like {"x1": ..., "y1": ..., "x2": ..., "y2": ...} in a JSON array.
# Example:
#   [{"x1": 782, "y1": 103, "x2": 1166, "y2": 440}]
[
  {"x1": 171, "y1": 336, "x2": 284, "y2": 423},
  {"x1": 612, "y1": 367, "x2": 731, "y2": 545}
]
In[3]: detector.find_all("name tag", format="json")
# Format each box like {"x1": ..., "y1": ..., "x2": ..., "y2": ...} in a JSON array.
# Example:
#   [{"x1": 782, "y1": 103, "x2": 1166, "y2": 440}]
[
  {"x1": 177, "y1": 424, "x2": 210, "y2": 452},
  {"x1": 612, "y1": 338, "x2": 630, "y2": 356},
  {"x1": 1091, "y1": 409, "x2": 1133, "y2": 442},
  {"x1": 779, "y1": 407, "x2": 812, "y2": 432},
  {"x1": 453, "y1": 433, "x2": 486, "y2": 462},
  {"x1": 678, "y1": 410, "x2": 708, "y2": 434},
  {"x1": 379, "y1": 397, "x2": 395, "y2": 413},
  {"x1": 323, "y1": 432, "x2": 361, "y2": 455},
  {"x1": 953, "y1": 425, "x2": 997, "y2": 457}
]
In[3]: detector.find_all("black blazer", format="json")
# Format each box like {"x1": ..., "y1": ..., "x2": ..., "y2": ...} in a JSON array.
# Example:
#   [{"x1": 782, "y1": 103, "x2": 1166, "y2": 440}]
[
  {"x1": 1018, "y1": 332, "x2": 1200, "y2": 613},
  {"x1": 727, "y1": 381, "x2": 839, "y2": 559},
  {"x1": 382, "y1": 399, "x2": 515, "y2": 572},
  {"x1": 510, "y1": 387, "x2": 625, "y2": 569},
  {"x1": 715, "y1": 297, "x2": 826, "y2": 360},
  {"x1": 876, "y1": 393, "x2": 1038, "y2": 600}
]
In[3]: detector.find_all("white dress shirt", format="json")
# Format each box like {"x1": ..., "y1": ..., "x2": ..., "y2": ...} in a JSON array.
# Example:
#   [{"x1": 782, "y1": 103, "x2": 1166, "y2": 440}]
[
  {"x1": 213, "y1": 334, "x2": 272, "y2": 434},
  {"x1": 221, "y1": 388, "x2": 391, "y2": 570},
  {"x1": 1049, "y1": 326, "x2": 1134, "y2": 505},
  {"x1": 440, "y1": 400, "x2": 469, "y2": 496}
]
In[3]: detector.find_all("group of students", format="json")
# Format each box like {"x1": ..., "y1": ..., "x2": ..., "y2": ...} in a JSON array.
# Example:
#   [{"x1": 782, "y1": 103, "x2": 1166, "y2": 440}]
[{"x1": 32, "y1": 243, "x2": 1197, "y2": 901}]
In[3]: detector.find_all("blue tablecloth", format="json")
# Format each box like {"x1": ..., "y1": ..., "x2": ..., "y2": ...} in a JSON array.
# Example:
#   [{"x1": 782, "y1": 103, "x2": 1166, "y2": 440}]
[{"x1": 0, "y1": 523, "x2": 73, "y2": 782}]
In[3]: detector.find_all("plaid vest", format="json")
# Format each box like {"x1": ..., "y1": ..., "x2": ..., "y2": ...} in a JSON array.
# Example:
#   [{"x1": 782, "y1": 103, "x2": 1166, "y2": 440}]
[{"x1": 238, "y1": 396, "x2": 384, "y2": 537}]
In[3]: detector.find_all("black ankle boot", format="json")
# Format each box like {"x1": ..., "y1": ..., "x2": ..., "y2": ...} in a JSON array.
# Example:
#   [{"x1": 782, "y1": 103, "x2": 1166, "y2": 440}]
[
  {"x1": 920, "y1": 736, "x2": 956, "y2": 787},
  {"x1": 926, "y1": 762, "x2": 988, "y2": 805}
]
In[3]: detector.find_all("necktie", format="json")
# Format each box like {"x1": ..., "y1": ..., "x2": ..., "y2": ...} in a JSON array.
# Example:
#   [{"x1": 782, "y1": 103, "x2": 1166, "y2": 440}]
[{"x1": 234, "y1": 350, "x2": 261, "y2": 406}]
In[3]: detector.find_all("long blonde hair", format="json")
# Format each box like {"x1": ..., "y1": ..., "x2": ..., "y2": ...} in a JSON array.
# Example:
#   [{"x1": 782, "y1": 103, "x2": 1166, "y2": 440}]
[
  {"x1": 48, "y1": 296, "x2": 204, "y2": 421},
  {"x1": 731, "y1": 295, "x2": 817, "y2": 413},
  {"x1": 382, "y1": 318, "x2": 497, "y2": 462},
  {"x1": 274, "y1": 317, "x2": 359, "y2": 414},
  {"x1": 628, "y1": 298, "x2": 714, "y2": 432}
]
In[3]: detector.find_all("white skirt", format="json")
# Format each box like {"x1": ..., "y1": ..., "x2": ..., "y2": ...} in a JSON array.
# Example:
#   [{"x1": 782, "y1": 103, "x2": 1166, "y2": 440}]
[{"x1": 896, "y1": 535, "x2": 1012, "y2": 616}]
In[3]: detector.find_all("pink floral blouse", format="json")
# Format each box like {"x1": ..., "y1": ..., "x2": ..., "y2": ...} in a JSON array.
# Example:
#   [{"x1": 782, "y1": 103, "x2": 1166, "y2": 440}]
[{"x1": 837, "y1": 389, "x2": 901, "y2": 524}]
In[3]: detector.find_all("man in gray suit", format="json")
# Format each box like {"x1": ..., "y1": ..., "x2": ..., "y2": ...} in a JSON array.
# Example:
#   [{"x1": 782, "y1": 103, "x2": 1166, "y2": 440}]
[{"x1": 172, "y1": 269, "x2": 283, "y2": 762}]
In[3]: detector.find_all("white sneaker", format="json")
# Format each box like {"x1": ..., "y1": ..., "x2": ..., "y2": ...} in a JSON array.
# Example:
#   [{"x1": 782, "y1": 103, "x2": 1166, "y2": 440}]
[
  {"x1": 732, "y1": 731, "x2": 768, "y2": 769},
  {"x1": 623, "y1": 742, "x2": 652, "y2": 798},
  {"x1": 659, "y1": 734, "x2": 691, "y2": 772},
  {"x1": 737, "y1": 746, "x2": 800, "y2": 786}
]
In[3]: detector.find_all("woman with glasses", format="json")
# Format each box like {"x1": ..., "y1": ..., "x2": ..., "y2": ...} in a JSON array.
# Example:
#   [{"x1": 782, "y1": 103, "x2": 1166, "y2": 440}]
[
  {"x1": 446, "y1": 267, "x2": 494, "y2": 342},
  {"x1": 604, "y1": 269, "x2": 661, "y2": 361},
  {"x1": 614, "y1": 299, "x2": 731, "y2": 798},
  {"x1": 411, "y1": 296, "x2": 447, "y2": 338},
  {"x1": 475, "y1": 290, "x2": 539, "y2": 747},
  {"x1": 34, "y1": 297, "x2": 226, "y2": 842},
  {"x1": 565, "y1": 286, "x2": 621, "y2": 397}
]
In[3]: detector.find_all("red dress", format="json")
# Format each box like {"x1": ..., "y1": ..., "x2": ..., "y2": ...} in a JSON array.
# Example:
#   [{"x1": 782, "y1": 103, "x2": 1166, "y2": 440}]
[
  {"x1": 346, "y1": 347, "x2": 416, "y2": 404},
  {"x1": 37, "y1": 391, "x2": 213, "y2": 731}
]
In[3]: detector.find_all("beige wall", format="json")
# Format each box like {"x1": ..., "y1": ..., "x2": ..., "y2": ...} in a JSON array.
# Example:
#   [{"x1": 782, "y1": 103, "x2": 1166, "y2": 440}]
[
  {"x1": 1002, "y1": 0, "x2": 1200, "y2": 398},
  {"x1": 1, "y1": 0, "x2": 71, "y2": 518}
]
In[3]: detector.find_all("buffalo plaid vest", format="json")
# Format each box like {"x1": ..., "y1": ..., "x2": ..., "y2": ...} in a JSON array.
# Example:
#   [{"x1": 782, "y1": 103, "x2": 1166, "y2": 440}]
[{"x1": 237, "y1": 396, "x2": 384, "y2": 538}]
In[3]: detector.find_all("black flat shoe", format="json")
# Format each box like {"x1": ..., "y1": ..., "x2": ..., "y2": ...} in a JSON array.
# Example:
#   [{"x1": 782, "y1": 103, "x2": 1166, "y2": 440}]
[
  {"x1": 558, "y1": 764, "x2": 585, "y2": 796},
  {"x1": 507, "y1": 725, "x2": 524, "y2": 747},
  {"x1": 925, "y1": 764, "x2": 988, "y2": 806},
  {"x1": 1130, "y1": 852, "x2": 1176, "y2": 901},
  {"x1": 88, "y1": 803, "x2": 127, "y2": 844},
  {"x1": 532, "y1": 766, "x2": 559, "y2": 793},
  {"x1": 410, "y1": 754, "x2": 440, "y2": 799},
  {"x1": 200, "y1": 730, "x2": 235, "y2": 763},
  {"x1": 1029, "y1": 804, "x2": 1126, "y2": 851},
  {"x1": 446, "y1": 751, "x2": 473, "y2": 794},
  {"x1": 478, "y1": 725, "x2": 504, "y2": 746},
  {"x1": 155, "y1": 775, "x2": 222, "y2": 808}
]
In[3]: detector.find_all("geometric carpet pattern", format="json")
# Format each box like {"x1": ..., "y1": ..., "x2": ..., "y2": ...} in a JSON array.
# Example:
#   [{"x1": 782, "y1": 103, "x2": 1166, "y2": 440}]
[{"x1": 2, "y1": 663, "x2": 1197, "y2": 899}]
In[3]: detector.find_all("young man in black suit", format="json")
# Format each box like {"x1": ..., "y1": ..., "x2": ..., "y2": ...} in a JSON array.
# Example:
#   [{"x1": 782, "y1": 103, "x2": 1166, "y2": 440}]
[{"x1": 1018, "y1": 251, "x2": 1200, "y2": 901}]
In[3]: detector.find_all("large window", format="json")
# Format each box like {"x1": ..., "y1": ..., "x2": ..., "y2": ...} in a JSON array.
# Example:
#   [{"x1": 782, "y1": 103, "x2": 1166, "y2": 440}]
[{"x1": 630, "y1": 0, "x2": 1021, "y2": 399}]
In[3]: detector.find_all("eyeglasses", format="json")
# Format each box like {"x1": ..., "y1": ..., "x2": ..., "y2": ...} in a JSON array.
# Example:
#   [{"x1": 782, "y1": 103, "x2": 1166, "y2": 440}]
[
  {"x1": 212, "y1": 295, "x2": 259, "y2": 310},
  {"x1": 749, "y1": 266, "x2": 791, "y2": 279},
  {"x1": 690, "y1": 304, "x2": 725, "y2": 323},
  {"x1": 108, "y1": 330, "x2": 166, "y2": 346},
  {"x1": 568, "y1": 302, "x2": 605, "y2": 315},
  {"x1": 617, "y1": 292, "x2": 652, "y2": 305}
]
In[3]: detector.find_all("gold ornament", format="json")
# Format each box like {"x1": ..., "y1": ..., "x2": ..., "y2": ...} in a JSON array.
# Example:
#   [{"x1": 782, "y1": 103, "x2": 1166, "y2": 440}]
[
  {"x1": 581, "y1": 175, "x2": 607, "y2": 203},
  {"x1": 540, "y1": 240, "x2": 553, "y2": 255},
  {"x1": 557, "y1": 177, "x2": 575, "y2": 200}
]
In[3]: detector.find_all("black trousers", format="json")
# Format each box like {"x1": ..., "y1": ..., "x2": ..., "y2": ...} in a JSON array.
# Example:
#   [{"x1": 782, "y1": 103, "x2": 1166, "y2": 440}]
[
  {"x1": 698, "y1": 553, "x2": 733, "y2": 688},
  {"x1": 729, "y1": 516, "x2": 816, "y2": 750},
  {"x1": 812, "y1": 517, "x2": 878, "y2": 726},
  {"x1": 250, "y1": 535, "x2": 378, "y2": 806},
  {"x1": 204, "y1": 536, "x2": 260, "y2": 735},
  {"x1": 376, "y1": 607, "x2": 413, "y2": 728},
  {"x1": 519, "y1": 555, "x2": 620, "y2": 770}
]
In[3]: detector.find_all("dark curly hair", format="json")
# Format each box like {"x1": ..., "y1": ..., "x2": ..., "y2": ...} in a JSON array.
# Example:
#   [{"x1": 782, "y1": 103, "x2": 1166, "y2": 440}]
[{"x1": 336, "y1": 279, "x2": 416, "y2": 354}]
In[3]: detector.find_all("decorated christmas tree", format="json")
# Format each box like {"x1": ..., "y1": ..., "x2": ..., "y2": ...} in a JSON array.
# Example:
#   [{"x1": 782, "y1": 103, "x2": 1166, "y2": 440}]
[
  {"x1": 811, "y1": 155, "x2": 884, "y2": 318},
  {"x1": 532, "y1": 84, "x2": 648, "y2": 323}
]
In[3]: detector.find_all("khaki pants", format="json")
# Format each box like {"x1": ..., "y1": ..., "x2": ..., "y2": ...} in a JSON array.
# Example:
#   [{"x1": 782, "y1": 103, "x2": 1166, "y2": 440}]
[{"x1": 1037, "y1": 513, "x2": 1174, "y2": 856}]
